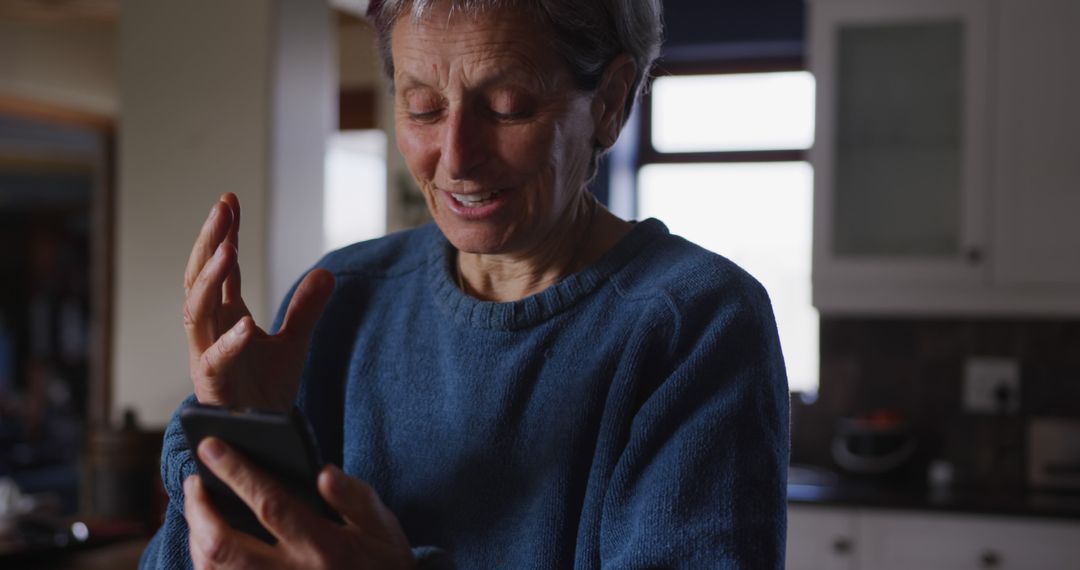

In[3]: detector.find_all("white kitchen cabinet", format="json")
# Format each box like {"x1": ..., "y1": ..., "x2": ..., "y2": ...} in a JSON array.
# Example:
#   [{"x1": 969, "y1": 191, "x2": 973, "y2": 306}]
[
  {"x1": 810, "y1": 0, "x2": 1080, "y2": 315},
  {"x1": 787, "y1": 505, "x2": 857, "y2": 570},
  {"x1": 809, "y1": 0, "x2": 992, "y2": 313},
  {"x1": 992, "y1": 0, "x2": 1080, "y2": 289},
  {"x1": 788, "y1": 505, "x2": 1080, "y2": 570},
  {"x1": 857, "y1": 510, "x2": 1080, "y2": 570}
]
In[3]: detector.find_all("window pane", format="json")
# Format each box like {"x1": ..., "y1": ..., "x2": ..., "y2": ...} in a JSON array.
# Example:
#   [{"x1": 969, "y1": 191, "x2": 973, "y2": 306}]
[
  {"x1": 651, "y1": 72, "x2": 815, "y2": 152},
  {"x1": 638, "y1": 162, "x2": 818, "y2": 393},
  {"x1": 834, "y1": 23, "x2": 963, "y2": 256},
  {"x1": 324, "y1": 130, "x2": 387, "y2": 251}
]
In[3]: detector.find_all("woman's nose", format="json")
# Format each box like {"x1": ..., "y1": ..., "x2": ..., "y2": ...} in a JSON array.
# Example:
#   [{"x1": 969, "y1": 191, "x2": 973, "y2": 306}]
[{"x1": 441, "y1": 108, "x2": 485, "y2": 180}]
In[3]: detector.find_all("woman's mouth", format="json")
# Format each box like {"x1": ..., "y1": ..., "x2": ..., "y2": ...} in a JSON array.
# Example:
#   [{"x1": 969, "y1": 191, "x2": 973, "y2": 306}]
[{"x1": 451, "y1": 190, "x2": 504, "y2": 208}]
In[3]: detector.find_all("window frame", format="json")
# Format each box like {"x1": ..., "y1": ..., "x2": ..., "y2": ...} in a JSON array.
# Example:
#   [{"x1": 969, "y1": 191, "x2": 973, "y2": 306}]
[
  {"x1": 637, "y1": 58, "x2": 809, "y2": 171},
  {"x1": 633, "y1": 58, "x2": 819, "y2": 393}
]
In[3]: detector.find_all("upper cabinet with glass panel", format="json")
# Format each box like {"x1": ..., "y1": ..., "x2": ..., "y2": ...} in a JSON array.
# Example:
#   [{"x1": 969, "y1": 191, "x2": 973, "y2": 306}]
[
  {"x1": 809, "y1": 0, "x2": 993, "y2": 313},
  {"x1": 833, "y1": 22, "x2": 964, "y2": 258},
  {"x1": 810, "y1": 0, "x2": 1080, "y2": 315}
]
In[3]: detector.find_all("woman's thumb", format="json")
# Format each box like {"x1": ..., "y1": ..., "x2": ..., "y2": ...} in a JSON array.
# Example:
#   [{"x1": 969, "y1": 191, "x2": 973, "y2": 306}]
[{"x1": 280, "y1": 269, "x2": 335, "y2": 339}]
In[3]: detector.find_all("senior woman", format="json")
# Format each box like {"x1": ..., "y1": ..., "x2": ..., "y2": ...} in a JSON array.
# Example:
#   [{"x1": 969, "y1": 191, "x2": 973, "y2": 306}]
[{"x1": 140, "y1": 0, "x2": 789, "y2": 568}]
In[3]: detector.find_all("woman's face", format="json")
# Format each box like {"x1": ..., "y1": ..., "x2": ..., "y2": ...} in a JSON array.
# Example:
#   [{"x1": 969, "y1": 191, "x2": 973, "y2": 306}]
[{"x1": 392, "y1": 3, "x2": 597, "y2": 255}]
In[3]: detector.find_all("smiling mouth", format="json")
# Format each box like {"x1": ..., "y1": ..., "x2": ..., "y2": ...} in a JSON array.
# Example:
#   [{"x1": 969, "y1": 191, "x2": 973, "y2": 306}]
[{"x1": 450, "y1": 190, "x2": 504, "y2": 208}]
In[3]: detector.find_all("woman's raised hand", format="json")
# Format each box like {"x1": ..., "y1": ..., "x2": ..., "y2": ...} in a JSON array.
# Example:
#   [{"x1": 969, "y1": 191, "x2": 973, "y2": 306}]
[{"x1": 182, "y1": 193, "x2": 335, "y2": 411}]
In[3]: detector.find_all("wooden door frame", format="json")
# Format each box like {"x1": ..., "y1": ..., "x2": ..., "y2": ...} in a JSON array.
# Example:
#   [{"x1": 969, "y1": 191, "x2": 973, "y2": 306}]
[{"x1": 0, "y1": 94, "x2": 115, "y2": 428}]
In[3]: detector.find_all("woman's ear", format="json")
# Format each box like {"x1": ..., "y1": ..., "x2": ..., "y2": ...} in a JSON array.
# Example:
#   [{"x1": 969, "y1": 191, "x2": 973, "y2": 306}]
[{"x1": 592, "y1": 54, "x2": 638, "y2": 149}]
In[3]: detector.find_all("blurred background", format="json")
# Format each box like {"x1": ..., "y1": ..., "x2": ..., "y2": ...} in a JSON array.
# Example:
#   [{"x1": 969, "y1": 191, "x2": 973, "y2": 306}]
[{"x1": 1, "y1": 0, "x2": 1078, "y2": 567}]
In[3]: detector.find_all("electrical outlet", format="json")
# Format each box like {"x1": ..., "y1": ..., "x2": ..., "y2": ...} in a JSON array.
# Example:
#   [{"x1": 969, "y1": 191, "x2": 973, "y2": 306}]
[{"x1": 963, "y1": 357, "x2": 1021, "y2": 414}]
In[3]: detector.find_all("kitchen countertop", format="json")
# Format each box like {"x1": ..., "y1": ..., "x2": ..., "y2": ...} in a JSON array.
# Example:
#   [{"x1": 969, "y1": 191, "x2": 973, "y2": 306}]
[{"x1": 787, "y1": 465, "x2": 1080, "y2": 521}]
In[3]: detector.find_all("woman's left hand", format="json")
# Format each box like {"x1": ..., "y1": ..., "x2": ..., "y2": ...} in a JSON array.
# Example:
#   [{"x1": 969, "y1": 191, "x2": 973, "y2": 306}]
[{"x1": 184, "y1": 438, "x2": 416, "y2": 569}]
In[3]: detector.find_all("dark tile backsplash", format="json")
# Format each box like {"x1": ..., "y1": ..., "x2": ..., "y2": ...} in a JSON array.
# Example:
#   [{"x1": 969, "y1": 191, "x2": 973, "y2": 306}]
[{"x1": 791, "y1": 317, "x2": 1080, "y2": 489}]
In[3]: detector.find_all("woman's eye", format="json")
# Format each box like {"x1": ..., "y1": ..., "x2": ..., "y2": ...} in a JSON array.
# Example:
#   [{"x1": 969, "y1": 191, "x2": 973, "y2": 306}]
[
  {"x1": 403, "y1": 91, "x2": 444, "y2": 122},
  {"x1": 408, "y1": 108, "x2": 443, "y2": 122},
  {"x1": 491, "y1": 109, "x2": 530, "y2": 121},
  {"x1": 490, "y1": 106, "x2": 535, "y2": 122},
  {"x1": 489, "y1": 92, "x2": 534, "y2": 121}
]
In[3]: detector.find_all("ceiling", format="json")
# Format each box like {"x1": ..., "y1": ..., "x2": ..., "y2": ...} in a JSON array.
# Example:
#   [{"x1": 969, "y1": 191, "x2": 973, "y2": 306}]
[
  {"x1": 0, "y1": 0, "x2": 369, "y2": 26},
  {"x1": 0, "y1": 0, "x2": 117, "y2": 22}
]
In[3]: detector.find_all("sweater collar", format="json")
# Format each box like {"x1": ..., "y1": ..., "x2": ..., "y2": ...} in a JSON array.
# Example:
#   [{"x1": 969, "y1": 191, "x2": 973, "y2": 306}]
[{"x1": 429, "y1": 218, "x2": 668, "y2": 330}]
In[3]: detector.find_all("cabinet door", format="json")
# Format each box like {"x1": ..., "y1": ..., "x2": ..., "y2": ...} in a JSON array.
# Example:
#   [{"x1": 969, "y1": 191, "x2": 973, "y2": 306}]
[
  {"x1": 786, "y1": 506, "x2": 857, "y2": 570},
  {"x1": 993, "y1": 0, "x2": 1080, "y2": 288},
  {"x1": 858, "y1": 510, "x2": 1080, "y2": 570},
  {"x1": 810, "y1": 0, "x2": 992, "y2": 313}
]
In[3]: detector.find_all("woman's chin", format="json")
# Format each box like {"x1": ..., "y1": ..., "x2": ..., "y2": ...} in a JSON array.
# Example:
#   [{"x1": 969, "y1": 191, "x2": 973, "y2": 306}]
[{"x1": 438, "y1": 223, "x2": 514, "y2": 255}]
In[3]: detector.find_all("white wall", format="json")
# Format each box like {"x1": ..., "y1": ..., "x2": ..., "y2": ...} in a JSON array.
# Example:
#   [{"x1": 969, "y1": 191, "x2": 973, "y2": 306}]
[
  {"x1": 0, "y1": 18, "x2": 117, "y2": 115},
  {"x1": 114, "y1": 0, "x2": 333, "y2": 427},
  {"x1": 269, "y1": 0, "x2": 335, "y2": 323}
]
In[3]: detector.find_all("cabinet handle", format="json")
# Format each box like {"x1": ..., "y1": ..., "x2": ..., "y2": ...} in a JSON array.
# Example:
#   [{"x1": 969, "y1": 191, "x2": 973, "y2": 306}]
[
  {"x1": 832, "y1": 537, "x2": 853, "y2": 555},
  {"x1": 979, "y1": 550, "x2": 1001, "y2": 568},
  {"x1": 966, "y1": 247, "x2": 983, "y2": 264}
]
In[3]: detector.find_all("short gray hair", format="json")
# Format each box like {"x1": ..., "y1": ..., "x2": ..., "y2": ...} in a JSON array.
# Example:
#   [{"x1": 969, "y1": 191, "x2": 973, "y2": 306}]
[{"x1": 371, "y1": 0, "x2": 663, "y2": 177}]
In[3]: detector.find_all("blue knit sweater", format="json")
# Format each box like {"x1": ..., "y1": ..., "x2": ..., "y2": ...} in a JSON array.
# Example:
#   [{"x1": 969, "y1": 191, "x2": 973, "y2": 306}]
[{"x1": 140, "y1": 219, "x2": 789, "y2": 569}]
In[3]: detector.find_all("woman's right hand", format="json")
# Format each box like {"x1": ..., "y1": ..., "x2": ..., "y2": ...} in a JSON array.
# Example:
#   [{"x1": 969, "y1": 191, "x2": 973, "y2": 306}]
[{"x1": 182, "y1": 193, "x2": 335, "y2": 411}]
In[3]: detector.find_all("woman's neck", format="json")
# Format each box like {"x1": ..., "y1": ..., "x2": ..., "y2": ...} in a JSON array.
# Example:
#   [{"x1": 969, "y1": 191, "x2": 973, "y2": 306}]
[{"x1": 456, "y1": 196, "x2": 631, "y2": 302}]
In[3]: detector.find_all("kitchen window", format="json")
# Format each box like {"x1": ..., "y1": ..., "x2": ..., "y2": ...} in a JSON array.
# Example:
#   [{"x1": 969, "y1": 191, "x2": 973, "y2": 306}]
[
  {"x1": 632, "y1": 65, "x2": 818, "y2": 393},
  {"x1": 324, "y1": 129, "x2": 388, "y2": 252}
]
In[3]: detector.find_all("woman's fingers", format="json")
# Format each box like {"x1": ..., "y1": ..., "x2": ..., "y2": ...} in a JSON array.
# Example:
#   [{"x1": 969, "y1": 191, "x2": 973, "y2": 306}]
[
  {"x1": 193, "y1": 317, "x2": 255, "y2": 400},
  {"x1": 184, "y1": 475, "x2": 236, "y2": 566},
  {"x1": 223, "y1": 253, "x2": 244, "y2": 308},
  {"x1": 221, "y1": 192, "x2": 241, "y2": 250},
  {"x1": 317, "y1": 465, "x2": 389, "y2": 530},
  {"x1": 184, "y1": 475, "x2": 275, "y2": 569},
  {"x1": 183, "y1": 241, "x2": 237, "y2": 356},
  {"x1": 220, "y1": 193, "x2": 244, "y2": 306},
  {"x1": 184, "y1": 199, "x2": 233, "y2": 297},
  {"x1": 279, "y1": 269, "x2": 336, "y2": 341},
  {"x1": 196, "y1": 438, "x2": 322, "y2": 546},
  {"x1": 316, "y1": 465, "x2": 414, "y2": 566}
]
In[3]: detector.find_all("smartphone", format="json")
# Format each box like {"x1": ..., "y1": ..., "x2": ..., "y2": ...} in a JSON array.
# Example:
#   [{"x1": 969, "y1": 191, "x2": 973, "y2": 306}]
[{"x1": 180, "y1": 404, "x2": 341, "y2": 543}]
